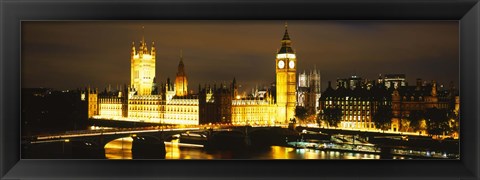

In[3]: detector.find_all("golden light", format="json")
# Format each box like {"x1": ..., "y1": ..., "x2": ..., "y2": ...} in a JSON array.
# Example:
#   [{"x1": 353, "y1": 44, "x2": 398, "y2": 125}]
[
  {"x1": 104, "y1": 137, "x2": 133, "y2": 159},
  {"x1": 90, "y1": 27, "x2": 303, "y2": 129},
  {"x1": 288, "y1": 60, "x2": 295, "y2": 68},
  {"x1": 278, "y1": 60, "x2": 285, "y2": 69},
  {"x1": 64, "y1": 139, "x2": 70, "y2": 143},
  {"x1": 276, "y1": 53, "x2": 296, "y2": 59}
]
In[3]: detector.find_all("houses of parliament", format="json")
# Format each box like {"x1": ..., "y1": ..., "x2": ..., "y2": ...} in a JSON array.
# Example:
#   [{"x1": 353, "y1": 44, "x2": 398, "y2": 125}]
[
  {"x1": 82, "y1": 24, "x2": 458, "y2": 134},
  {"x1": 83, "y1": 24, "x2": 307, "y2": 126}
]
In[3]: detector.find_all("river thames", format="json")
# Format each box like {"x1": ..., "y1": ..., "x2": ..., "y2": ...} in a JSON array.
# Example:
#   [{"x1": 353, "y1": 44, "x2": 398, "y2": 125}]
[{"x1": 105, "y1": 138, "x2": 387, "y2": 160}]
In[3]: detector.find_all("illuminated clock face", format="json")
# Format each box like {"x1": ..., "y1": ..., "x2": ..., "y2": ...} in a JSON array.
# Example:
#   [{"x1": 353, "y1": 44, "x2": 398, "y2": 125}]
[
  {"x1": 289, "y1": 60, "x2": 295, "y2": 69},
  {"x1": 278, "y1": 60, "x2": 285, "y2": 69}
]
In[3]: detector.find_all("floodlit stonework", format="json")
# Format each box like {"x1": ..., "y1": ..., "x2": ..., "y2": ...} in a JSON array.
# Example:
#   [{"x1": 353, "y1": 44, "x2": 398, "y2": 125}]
[{"x1": 85, "y1": 25, "x2": 299, "y2": 126}]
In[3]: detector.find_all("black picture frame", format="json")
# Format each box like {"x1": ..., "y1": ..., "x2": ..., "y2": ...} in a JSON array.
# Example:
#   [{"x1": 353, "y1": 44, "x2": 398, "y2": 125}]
[{"x1": 1, "y1": 0, "x2": 479, "y2": 179}]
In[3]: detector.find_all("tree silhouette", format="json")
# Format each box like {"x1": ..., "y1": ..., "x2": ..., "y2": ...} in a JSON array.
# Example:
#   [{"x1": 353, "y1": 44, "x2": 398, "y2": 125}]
[
  {"x1": 373, "y1": 105, "x2": 393, "y2": 131},
  {"x1": 320, "y1": 107, "x2": 342, "y2": 127},
  {"x1": 424, "y1": 108, "x2": 450, "y2": 136},
  {"x1": 408, "y1": 110, "x2": 425, "y2": 131},
  {"x1": 447, "y1": 109, "x2": 459, "y2": 135},
  {"x1": 295, "y1": 106, "x2": 309, "y2": 122}
]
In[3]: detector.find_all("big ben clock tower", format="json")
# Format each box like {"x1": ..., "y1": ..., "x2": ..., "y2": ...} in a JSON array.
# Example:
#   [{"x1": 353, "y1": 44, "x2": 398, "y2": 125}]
[{"x1": 276, "y1": 22, "x2": 297, "y2": 123}]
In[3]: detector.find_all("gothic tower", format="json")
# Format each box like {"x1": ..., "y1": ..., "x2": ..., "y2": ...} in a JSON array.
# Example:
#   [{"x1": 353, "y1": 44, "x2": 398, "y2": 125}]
[
  {"x1": 275, "y1": 22, "x2": 297, "y2": 123},
  {"x1": 131, "y1": 27, "x2": 156, "y2": 95},
  {"x1": 85, "y1": 87, "x2": 98, "y2": 118},
  {"x1": 175, "y1": 50, "x2": 188, "y2": 96},
  {"x1": 232, "y1": 77, "x2": 238, "y2": 98}
]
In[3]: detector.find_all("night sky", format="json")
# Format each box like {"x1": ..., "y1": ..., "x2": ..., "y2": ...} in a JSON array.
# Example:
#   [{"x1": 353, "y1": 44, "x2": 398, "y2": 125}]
[{"x1": 22, "y1": 21, "x2": 459, "y2": 93}]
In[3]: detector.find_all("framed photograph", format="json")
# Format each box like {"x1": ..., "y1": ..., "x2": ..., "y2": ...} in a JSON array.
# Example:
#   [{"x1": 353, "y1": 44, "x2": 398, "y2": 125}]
[{"x1": 1, "y1": 0, "x2": 479, "y2": 179}]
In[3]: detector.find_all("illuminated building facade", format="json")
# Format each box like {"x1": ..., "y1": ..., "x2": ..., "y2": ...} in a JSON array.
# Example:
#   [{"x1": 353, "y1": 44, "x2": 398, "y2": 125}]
[
  {"x1": 197, "y1": 24, "x2": 298, "y2": 126},
  {"x1": 336, "y1": 75, "x2": 364, "y2": 90},
  {"x1": 98, "y1": 92, "x2": 125, "y2": 119},
  {"x1": 198, "y1": 81, "x2": 277, "y2": 126},
  {"x1": 383, "y1": 74, "x2": 407, "y2": 89},
  {"x1": 85, "y1": 87, "x2": 98, "y2": 118},
  {"x1": 89, "y1": 25, "x2": 301, "y2": 126},
  {"x1": 127, "y1": 94, "x2": 163, "y2": 123},
  {"x1": 275, "y1": 23, "x2": 297, "y2": 123},
  {"x1": 175, "y1": 51, "x2": 188, "y2": 97},
  {"x1": 319, "y1": 81, "x2": 387, "y2": 129},
  {"x1": 89, "y1": 33, "x2": 199, "y2": 125},
  {"x1": 297, "y1": 72, "x2": 308, "y2": 112},
  {"x1": 231, "y1": 97, "x2": 277, "y2": 126},
  {"x1": 130, "y1": 32, "x2": 156, "y2": 96},
  {"x1": 297, "y1": 68, "x2": 321, "y2": 115},
  {"x1": 165, "y1": 96, "x2": 199, "y2": 125},
  {"x1": 165, "y1": 78, "x2": 176, "y2": 103},
  {"x1": 320, "y1": 76, "x2": 458, "y2": 132},
  {"x1": 390, "y1": 79, "x2": 457, "y2": 132},
  {"x1": 126, "y1": 35, "x2": 164, "y2": 123}
]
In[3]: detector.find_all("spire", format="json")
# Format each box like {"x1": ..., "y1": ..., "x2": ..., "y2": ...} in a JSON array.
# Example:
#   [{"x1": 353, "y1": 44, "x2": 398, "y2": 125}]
[
  {"x1": 151, "y1": 41, "x2": 156, "y2": 56},
  {"x1": 179, "y1": 49, "x2": 184, "y2": 64},
  {"x1": 278, "y1": 21, "x2": 294, "y2": 54},
  {"x1": 138, "y1": 26, "x2": 148, "y2": 55},
  {"x1": 142, "y1": 26, "x2": 145, "y2": 45},
  {"x1": 431, "y1": 80, "x2": 437, "y2": 96},
  {"x1": 177, "y1": 50, "x2": 185, "y2": 76},
  {"x1": 282, "y1": 21, "x2": 290, "y2": 41},
  {"x1": 131, "y1": 41, "x2": 136, "y2": 55}
]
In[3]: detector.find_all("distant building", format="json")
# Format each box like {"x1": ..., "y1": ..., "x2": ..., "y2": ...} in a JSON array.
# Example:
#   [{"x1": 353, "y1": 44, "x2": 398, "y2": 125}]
[
  {"x1": 297, "y1": 68, "x2": 321, "y2": 115},
  {"x1": 319, "y1": 81, "x2": 390, "y2": 129},
  {"x1": 198, "y1": 84, "x2": 232, "y2": 125},
  {"x1": 85, "y1": 88, "x2": 98, "y2": 118},
  {"x1": 348, "y1": 75, "x2": 362, "y2": 90},
  {"x1": 383, "y1": 74, "x2": 407, "y2": 89},
  {"x1": 23, "y1": 88, "x2": 89, "y2": 135},
  {"x1": 336, "y1": 75, "x2": 363, "y2": 90},
  {"x1": 390, "y1": 79, "x2": 457, "y2": 133},
  {"x1": 320, "y1": 75, "x2": 458, "y2": 133}
]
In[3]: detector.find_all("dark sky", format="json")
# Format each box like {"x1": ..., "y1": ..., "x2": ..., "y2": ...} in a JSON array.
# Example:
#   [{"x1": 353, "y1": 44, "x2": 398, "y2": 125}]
[{"x1": 22, "y1": 21, "x2": 459, "y2": 93}]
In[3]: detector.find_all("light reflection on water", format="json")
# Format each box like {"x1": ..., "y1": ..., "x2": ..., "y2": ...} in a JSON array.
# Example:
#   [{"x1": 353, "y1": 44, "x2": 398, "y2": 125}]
[
  {"x1": 104, "y1": 137, "x2": 133, "y2": 159},
  {"x1": 165, "y1": 140, "x2": 215, "y2": 159},
  {"x1": 104, "y1": 138, "x2": 380, "y2": 160},
  {"x1": 264, "y1": 147, "x2": 379, "y2": 159}
]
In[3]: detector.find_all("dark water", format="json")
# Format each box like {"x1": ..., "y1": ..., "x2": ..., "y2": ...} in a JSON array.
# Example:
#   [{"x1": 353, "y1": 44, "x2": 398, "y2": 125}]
[{"x1": 104, "y1": 138, "x2": 381, "y2": 159}]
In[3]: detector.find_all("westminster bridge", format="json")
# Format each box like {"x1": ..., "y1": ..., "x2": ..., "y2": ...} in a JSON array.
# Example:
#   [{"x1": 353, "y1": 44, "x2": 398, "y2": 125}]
[
  {"x1": 22, "y1": 125, "x2": 291, "y2": 159},
  {"x1": 21, "y1": 124, "x2": 459, "y2": 159}
]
